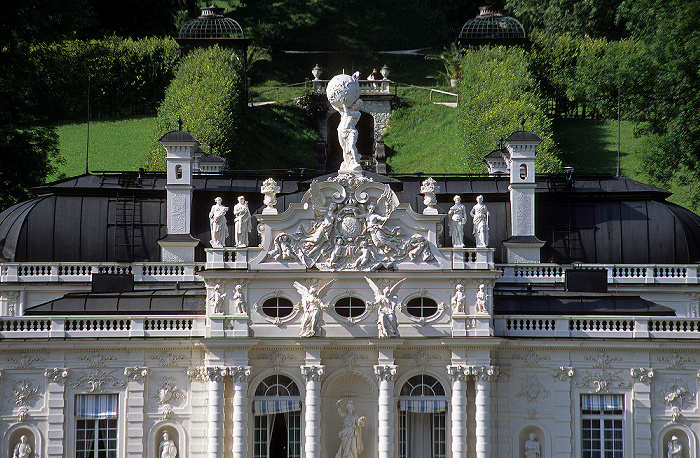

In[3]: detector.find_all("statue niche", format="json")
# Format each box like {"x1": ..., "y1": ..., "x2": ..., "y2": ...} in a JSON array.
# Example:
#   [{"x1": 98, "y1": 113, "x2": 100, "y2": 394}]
[{"x1": 326, "y1": 111, "x2": 375, "y2": 172}]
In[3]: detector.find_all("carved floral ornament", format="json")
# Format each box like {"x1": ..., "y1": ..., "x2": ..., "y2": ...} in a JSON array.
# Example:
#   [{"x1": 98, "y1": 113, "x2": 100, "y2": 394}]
[
  {"x1": 124, "y1": 366, "x2": 149, "y2": 381},
  {"x1": 300, "y1": 365, "x2": 325, "y2": 382},
  {"x1": 574, "y1": 369, "x2": 630, "y2": 393},
  {"x1": 659, "y1": 378, "x2": 695, "y2": 408},
  {"x1": 72, "y1": 369, "x2": 125, "y2": 393},
  {"x1": 550, "y1": 366, "x2": 575, "y2": 381},
  {"x1": 261, "y1": 175, "x2": 435, "y2": 271},
  {"x1": 629, "y1": 367, "x2": 654, "y2": 383},
  {"x1": 517, "y1": 377, "x2": 550, "y2": 403},
  {"x1": 45, "y1": 367, "x2": 69, "y2": 382},
  {"x1": 11, "y1": 378, "x2": 40, "y2": 406},
  {"x1": 374, "y1": 365, "x2": 397, "y2": 382}
]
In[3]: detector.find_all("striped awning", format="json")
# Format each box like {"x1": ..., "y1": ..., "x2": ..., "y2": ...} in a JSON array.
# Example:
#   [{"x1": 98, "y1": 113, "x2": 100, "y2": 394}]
[
  {"x1": 398, "y1": 400, "x2": 447, "y2": 413},
  {"x1": 75, "y1": 394, "x2": 118, "y2": 419},
  {"x1": 581, "y1": 394, "x2": 623, "y2": 411},
  {"x1": 253, "y1": 399, "x2": 301, "y2": 415}
]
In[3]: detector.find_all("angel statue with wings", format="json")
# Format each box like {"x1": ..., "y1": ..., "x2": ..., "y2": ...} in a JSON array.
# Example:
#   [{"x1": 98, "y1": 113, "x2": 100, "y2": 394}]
[
  {"x1": 363, "y1": 186, "x2": 403, "y2": 259},
  {"x1": 294, "y1": 279, "x2": 336, "y2": 337},
  {"x1": 365, "y1": 277, "x2": 406, "y2": 338}
]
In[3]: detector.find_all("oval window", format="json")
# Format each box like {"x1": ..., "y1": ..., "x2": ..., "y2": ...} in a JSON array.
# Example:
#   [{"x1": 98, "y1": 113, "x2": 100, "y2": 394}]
[
  {"x1": 405, "y1": 297, "x2": 438, "y2": 318},
  {"x1": 335, "y1": 297, "x2": 366, "y2": 318},
  {"x1": 261, "y1": 297, "x2": 294, "y2": 318}
]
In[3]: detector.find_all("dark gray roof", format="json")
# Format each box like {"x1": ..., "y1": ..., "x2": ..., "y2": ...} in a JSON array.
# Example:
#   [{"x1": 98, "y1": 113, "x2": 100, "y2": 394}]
[
  {"x1": 494, "y1": 292, "x2": 675, "y2": 316},
  {"x1": 506, "y1": 130, "x2": 542, "y2": 142},
  {"x1": 159, "y1": 130, "x2": 199, "y2": 143},
  {"x1": 24, "y1": 289, "x2": 205, "y2": 315}
]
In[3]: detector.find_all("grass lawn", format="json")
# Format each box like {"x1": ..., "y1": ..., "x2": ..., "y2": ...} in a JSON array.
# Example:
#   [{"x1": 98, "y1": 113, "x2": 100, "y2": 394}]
[{"x1": 54, "y1": 116, "x2": 155, "y2": 179}]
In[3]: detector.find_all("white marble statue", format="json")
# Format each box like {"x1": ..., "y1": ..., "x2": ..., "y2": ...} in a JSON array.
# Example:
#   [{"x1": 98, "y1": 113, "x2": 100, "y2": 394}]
[
  {"x1": 451, "y1": 283, "x2": 465, "y2": 313},
  {"x1": 470, "y1": 195, "x2": 490, "y2": 247},
  {"x1": 294, "y1": 279, "x2": 335, "y2": 337},
  {"x1": 327, "y1": 74, "x2": 363, "y2": 173},
  {"x1": 366, "y1": 277, "x2": 405, "y2": 338},
  {"x1": 336, "y1": 399, "x2": 366, "y2": 458},
  {"x1": 448, "y1": 195, "x2": 467, "y2": 247},
  {"x1": 209, "y1": 197, "x2": 229, "y2": 248},
  {"x1": 232, "y1": 284, "x2": 245, "y2": 314},
  {"x1": 159, "y1": 431, "x2": 178, "y2": 458},
  {"x1": 524, "y1": 433, "x2": 540, "y2": 458},
  {"x1": 208, "y1": 284, "x2": 225, "y2": 314},
  {"x1": 13, "y1": 436, "x2": 32, "y2": 458},
  {"x1": 476, "y1": 284, "x2": 488, "y2": 314},
  {"x1": 233, "y1": 196, "x2": 252, "y2": 248},
  {"x1": 668, "y1": 435, "x2": 682, "y2": 458}
]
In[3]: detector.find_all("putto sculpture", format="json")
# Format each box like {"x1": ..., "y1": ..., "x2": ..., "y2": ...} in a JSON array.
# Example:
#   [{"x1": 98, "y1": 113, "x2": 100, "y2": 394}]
[
  {"x1": 233, "y1": 196, "x2": 252, "y2": 248},
  {"x1": 451, "y1": 283, "x2": 465, "y2": 313},
  {"x1": 294, "y1": 279, "x2": 336, "y2": 337},
  {"x1": 327, "y1": 74, "x2": 363, "y2": 173},
  {"x1": 208, "y1": 284, "x2": 225, "y2": 314},
  {"x1": 209, "y1": 197, "x2": 229, "y2": 248},
  {"x1": 336, "y1": 399, "x2": 366, "y2": 458},
  {"x1": 476, "y1": 284, "x2": 488, "y2": 313},
  {"x1": 366, "y1": 277, "x2": 406, "y2": 338},
  {"x1": 471, "y1": 195, "x2": 490, "y2": 247},
  {"x1": 232, "y1": 284, "x2": 246, "y2": 314}
]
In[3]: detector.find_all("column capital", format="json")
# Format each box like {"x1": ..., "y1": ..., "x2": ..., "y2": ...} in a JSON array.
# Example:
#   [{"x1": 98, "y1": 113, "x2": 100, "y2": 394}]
[
  {"x1": 447, "y1": 365, "x2": 470, "y2": 382},
  {"x1": 300, "y1": 364, "x2": 325, "y2": 382},
  {"x1": 550, "y1": 366, "x2": 575, "y2": 381},
  {"x1": 471, "y1": 365, "x2": 498, "y2": 382},
  {"x1": 630, "y1": 367, "x2": 654, "y2": 384},
  {"x1": 229, "y1": 365, "x2": 252, "y2": 382},
  {"x1": 374, "y1": 364, "x2": 398, "y2": 382},
  {"x1": 207, "y1": 366, "x2": 228, "y2": 382},
  {"x1": 123, "y1": 366, "x2": 149, "y2": 382}
]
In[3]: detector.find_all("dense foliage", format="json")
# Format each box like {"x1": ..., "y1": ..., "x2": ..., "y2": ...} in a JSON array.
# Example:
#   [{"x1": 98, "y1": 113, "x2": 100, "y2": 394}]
[
  {"x1": 148, "y1": 46, "x2": 246, "y2": 169},
  {"x1": 29, "y1": 37, "x2": 179, "y2": 120},
  {"x1": 459, "y1": 46, "x2": 560, "y2": 173}
]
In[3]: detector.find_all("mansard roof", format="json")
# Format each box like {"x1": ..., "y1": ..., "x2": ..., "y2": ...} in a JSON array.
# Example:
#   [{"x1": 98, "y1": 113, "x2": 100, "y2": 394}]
[{"x1": 1, "y1": 172, "x2": 698, "y2": 264}]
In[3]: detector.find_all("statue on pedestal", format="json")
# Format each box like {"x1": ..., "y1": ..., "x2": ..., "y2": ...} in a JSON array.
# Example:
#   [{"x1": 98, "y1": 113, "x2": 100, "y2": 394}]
[
  {"x1": 448, "y1": 195, "x2": 467, "y2": 247},
  {"x1": 451, "y1": 283, "x2": 465, "y2": 313},
  {"x1": 327, "y1": 74, "x2": 364, "y2": 173},
  {"x1": 232, "y1": 284, "x2": 246, "y2": 314},
  {"x1": 233, "y1": 196, "x2": 252, "y2": 248},
  {"x1": 336, "y1": 399, "x2": 366, "y2": 458},
  {"x1": 159, "y1": 431, "x2": 178, "y2": 458},
  {"x1": 208, "y1": 284, "x2": 225, "y2": 314},
  {"x1": 209, "y1": 197, "x2": 229, "y2": 248},
  {"x1": 470, "y1": 195, "x2": 489, "y2": 247},
  {"x1": 294, "y1": 280, "x2": 335, "y2": 337},
  {"x1": 668, "y1": 435, "x2": 683, "y2": 458},
  {"x1": 366, "y1": 277, "x2": 405, "y2": 338},
  {"x1": 476, "y1": 284, "x2": 488, "y2": 314}
]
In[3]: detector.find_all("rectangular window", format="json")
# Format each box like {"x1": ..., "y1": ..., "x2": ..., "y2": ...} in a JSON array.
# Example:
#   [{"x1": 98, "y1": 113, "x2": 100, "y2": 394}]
[
  {"x1": 398, "y1": 410, "x2": 447, "y2": 458},
  {"x1": 581, "y1": 394, "x2": 623, "y2": 458},
  {"x1": 75, "y1": 394, "x2": 118, "y2": 458}
]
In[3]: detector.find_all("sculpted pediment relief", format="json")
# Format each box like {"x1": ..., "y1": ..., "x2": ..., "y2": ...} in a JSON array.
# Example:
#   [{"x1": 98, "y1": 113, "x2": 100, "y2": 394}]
[{"x1": 251, "y1": 173, "x2": 446, "y2": 271}]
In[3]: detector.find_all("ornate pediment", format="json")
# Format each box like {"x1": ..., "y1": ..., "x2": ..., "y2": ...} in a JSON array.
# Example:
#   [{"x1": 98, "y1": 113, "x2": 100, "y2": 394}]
[{"x1": 251, "y1": 173, "x2": 445, "y2": 271}]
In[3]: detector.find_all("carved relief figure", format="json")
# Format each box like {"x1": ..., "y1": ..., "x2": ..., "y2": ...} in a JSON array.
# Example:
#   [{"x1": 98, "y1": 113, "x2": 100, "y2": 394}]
[
  {"x1": 336, "y1": 399, "x2": 366, "y2": 458},
  {"x1": 668, "y1": 435, "x2": 682, "y2": 458},
  {"x1": 448, "y1": 195, "x2": 467, "y2": 247},
  {"x1": 233, "y1": 196, "x2": 252, "y2": 248},
  {"x1": 451, "y1": 283, "x2": 465, "y2": 313},
  {"x1": 13, "y1": 436, "x2": 32, "y2": 458},
  {"x1": 365, "y1": 203, "x2": 402, "y2": 258},
  {"x1": 303, "y1": 203, "x2": 338, "y2": 257},
  {"x1": 232, "y1": 284, "x2": 246, "y2": 314},
  {"x1": 524, "y1": 433, "x2": 540, "y2": 458},
  {"x1": 476, "y1": 284, "x2": 488, "y2": 313},
  {"x1": 366, "y1": 277, "x2": 405, "y2": 338},
  {"x1": 208, "y1": 284, "x2": 225, "y2": 314},
  {"x1": 159, "y1": 431, "x2": 178, "y2": 458},
  {"x1": 470, "y1": 195, "x2": 490, "y2": 247},
  {"x1": 209, "y1": 197, "x2": 229, "y2": 248},
  {"x1": 294, "y1": 280, "x2": 335, "y2": 337}
]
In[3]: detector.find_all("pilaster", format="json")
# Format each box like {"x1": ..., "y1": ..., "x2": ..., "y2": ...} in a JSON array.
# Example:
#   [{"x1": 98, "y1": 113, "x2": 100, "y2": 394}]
[
  {"x1": 230, "y1": 366, "x2": 252, "y2": 458},
  {"x1": 44, "y1": 368, "x2": 69, "y2": 458},
  {"x1": 631, "y1": 367, "x2": 654, "y2": 458},
  {"x1": 123, "y1": 366, "x2": 149, "y2": 458}
]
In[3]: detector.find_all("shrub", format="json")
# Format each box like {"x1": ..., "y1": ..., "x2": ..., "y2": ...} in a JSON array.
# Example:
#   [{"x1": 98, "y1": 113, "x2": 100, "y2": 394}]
[{"x1": 459, "y1": 46, "x2": 560, "y2": 173}]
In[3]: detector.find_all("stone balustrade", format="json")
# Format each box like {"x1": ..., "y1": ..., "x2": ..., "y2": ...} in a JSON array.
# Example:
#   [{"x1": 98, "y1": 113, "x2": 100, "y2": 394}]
[
  {"x1": 495, "y1": 315, "x2": 700, "y2": 339},
  {"x1": 0, "y1": 315, "x2": 206, "y2": 339},
  {"x1": 0, "y1": 262, "x2": 203, "y2": 283},
  {"x1": 499, "y1": 264, "x2": 699, "y2": 284}
]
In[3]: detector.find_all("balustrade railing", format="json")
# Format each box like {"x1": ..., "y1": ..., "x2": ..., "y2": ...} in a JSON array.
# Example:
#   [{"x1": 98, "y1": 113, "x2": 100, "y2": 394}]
[
  {"x1": 0, "y1": 262, "x2": 204, "y2": 283},
  {"x1": 0, "y1": 316, "x2": 206, "y2": 339},
  {"x1": 499, "y1": 264, "x2": 699, "y2": 284}
]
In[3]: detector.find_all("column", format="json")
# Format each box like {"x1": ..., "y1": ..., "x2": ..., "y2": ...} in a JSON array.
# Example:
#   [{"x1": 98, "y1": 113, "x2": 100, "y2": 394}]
[
  {"x1": 447, "y1": 365, "x2": 469, "y2": 458},
  {"x1": 300, "y1": 364, "x2": 324, "y2": 458},
  {"x1": 206, "y1": 367, "x2": 227, "y2": 456},
  {"x1": 472, "y1": 366, "x2": 497, "y2": 458},
  {"x1": 230, "y1": 366, "x2": 252, "y2": 458},
  {"x1": 631, "y1": 368, "x2": 654, "y2": 458},
  {"x1": 123, "y1": 367, "x2": 149, "y2": 458},
  {"x1": 374, "y1": 364, "x2": 398, "y2": 458},
  {"x1": 44, "y1": 368, "x2": 69, "y2": 458}
]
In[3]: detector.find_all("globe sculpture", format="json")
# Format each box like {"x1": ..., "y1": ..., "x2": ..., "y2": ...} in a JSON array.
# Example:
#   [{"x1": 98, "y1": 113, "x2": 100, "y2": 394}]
[{"x1": 327, "y1": 74, "x2": 364, "y2": 173}]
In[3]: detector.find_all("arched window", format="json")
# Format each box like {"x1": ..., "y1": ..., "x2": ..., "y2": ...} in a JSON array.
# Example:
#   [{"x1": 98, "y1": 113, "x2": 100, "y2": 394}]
[
  {"x1": 405, "y1": 297, "x2": 438, "y2": 318},
  {"x1": 261, "y1": 297, "x2": 294, "y2": 318},
  {"x1": 399, "y1": 375, "x2": 447, "y2": 458},
  {"x1": 253, "y1": 375, "x2": 301, "y2": 458},
  {"x1": 335, "y1": 296, "x2": 366, "y2": 318},
  {"x1": 175, "y1": 164, "x2": 183, "y2": 179},
  {"x1": 519, "y1": 163, "x2": 527, "y2": 180}
]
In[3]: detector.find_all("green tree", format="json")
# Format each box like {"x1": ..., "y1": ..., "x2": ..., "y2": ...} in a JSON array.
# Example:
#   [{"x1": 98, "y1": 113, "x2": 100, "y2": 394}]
[{"x1": 459, "y1": 46, "x2": 560, "y2": 173}]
